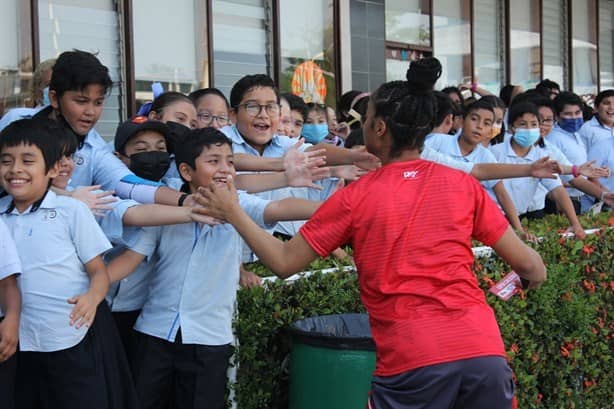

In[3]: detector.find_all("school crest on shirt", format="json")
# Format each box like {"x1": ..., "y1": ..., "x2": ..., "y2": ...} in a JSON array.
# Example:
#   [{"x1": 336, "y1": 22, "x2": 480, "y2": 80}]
[
  {"x1": 74, "y1": 154, "x2": 85, "y2": 166},
  {"x1": 43, "y1": 209, "x2": 57, "y2": 221}
]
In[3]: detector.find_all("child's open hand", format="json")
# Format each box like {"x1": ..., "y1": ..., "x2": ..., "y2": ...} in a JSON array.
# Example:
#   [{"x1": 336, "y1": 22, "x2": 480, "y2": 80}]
[
  {"x1": 530, "y1": 157, "x2": 560, "y2": 179},
  {"x1": 67, "y1": 291, "x2": 100, "y2": 329},
  {"x1": 0, "y1": 315, "x2": 19, "y2": 362},
  {"x1": 72, "y1": 185, "x2": 117, "y2": 216},
  {"x1": 193, "y1": 176, "x2": 240, "y2": 222},
  {"x1": 578, "y1": 160, "x2": 610, "y2": 179}
]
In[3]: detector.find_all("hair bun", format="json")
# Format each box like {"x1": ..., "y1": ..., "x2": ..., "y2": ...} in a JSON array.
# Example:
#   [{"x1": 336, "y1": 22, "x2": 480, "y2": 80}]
[{"x1": 406, "y1": 57, "x2": 442, "y2": 95}]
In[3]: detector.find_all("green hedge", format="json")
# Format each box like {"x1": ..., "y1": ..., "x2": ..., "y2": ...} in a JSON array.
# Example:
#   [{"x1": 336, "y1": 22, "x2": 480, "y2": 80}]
[{"x1": 233, "y1": 213, "x2": 614, "y2": 409}]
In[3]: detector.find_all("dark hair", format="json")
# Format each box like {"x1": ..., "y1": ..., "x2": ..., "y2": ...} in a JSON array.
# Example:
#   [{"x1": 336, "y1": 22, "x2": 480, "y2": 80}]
[
  {"x1": 57, "y1": 126, "x2": 79, "y2": 158},
  {"x1": 464, "y1": 99, "x2": 495, "y2": 119},
  {"x1": 282, "y1": 93, "x2": 308, "y2": 121},
  {"x1": 594, "y1": 89, "x2": 614, "y2": 108},
  {"x1": 344, "y1": 128, "x2": 364, "y2": 149},
  {"x1": 508, "y1": 102, "x2": 540, "y2": 126},
  {"x1": 337, "y1": 90, "x2": 362, "y2": 119},
  {"x1": 49, "y1": 50, "x2": 113, "y2": 97},
  {"x1": 370, "y1": 57, "x2": 441, "y2": 155},
  {"x1": 229, "y1": 74, "x2": 279, "y2": 108},
  {"x1": 0, "y1": 119, "x2": 63, "y2": 172},
  {"x1": 174, "y1": 127, "x2": 232, "y2": 181},
  {"x1": 552, "y1": 91, "x2": 583, "y2": 115},
  {"x1": 433, "y1": 91, "x2": 455, "y2": 127},
  {"x1": 305, "y1": 102, "x2": 328, "y2": 122},
  {"x1": 189, "y1": 88, "x2": 230, "y2": 109},
  {"x1": 441, "y1": 86, "x2": 464, "y2": 105},
  {"x1": 535, "y1": 79, "x2": 561, "y2": 96},
  {"x1": 480, "y1": 95, "x2": 506, "y2": 112},
  {"x1": 499, "y1": 84, "x2": 517, "y2": 107},
  {"x1": 149, "y1": 91, "x2": 194, "y2": 115}
]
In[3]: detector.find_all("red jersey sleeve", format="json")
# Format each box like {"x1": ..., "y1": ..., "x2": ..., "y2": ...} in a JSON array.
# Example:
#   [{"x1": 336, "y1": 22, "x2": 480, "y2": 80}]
[
  {"x1": 299, "y1": 187, "x2": 353, "y2": 257},
  {"x1": 470, "y1": 177, "x2": 510, "y2": 246}
]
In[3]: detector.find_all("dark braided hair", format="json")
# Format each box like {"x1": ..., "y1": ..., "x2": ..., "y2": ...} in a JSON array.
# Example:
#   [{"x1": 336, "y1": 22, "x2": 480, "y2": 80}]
[{"x1": 370, "y1": 57, "x2": 441, "y2": 156}]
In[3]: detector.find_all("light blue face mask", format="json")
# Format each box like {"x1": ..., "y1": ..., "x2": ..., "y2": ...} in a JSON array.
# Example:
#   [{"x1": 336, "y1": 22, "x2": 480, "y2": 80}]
[
  {"x1": 513, "y1": 128, "x2": 541, "y2": 147},
  {"x1": 301, "y1": 123, "x2": 329, "y2": 144},
  {"x1": 42, "y1": 86, "x2": 50, "y2": 106}
]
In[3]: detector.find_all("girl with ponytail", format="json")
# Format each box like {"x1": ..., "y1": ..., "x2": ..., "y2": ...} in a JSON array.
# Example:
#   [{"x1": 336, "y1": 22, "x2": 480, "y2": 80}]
[{"x1": 197, "y1": 58, "x2": 547, "y2": 409}]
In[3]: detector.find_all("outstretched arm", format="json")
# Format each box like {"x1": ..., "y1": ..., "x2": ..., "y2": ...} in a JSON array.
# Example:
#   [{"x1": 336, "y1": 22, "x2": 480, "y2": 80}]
[
  {"x1": 550, "y1": 186, "x2": 586, "y2": 239},
  {"x1": 471, "y1": 157, "x2": 560, "y2": 181},
  {"x1": 194, "y1": 179, "x2": 319, "y2": 278}
]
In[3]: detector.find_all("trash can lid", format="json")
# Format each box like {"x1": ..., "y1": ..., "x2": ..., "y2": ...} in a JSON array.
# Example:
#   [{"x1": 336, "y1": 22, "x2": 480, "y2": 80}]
[{"x1": 289, "y1": 313, "x2": 375, "y2": 351}]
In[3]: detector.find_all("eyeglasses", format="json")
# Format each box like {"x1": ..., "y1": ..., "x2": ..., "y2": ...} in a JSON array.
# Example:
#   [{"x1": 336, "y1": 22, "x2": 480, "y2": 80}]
[
  {"x1": 237, "y1": 102, "x2": 280, "y2": 117},
  {"x1": 197, "y1": 112, "x2": 229, "y2": 126}
]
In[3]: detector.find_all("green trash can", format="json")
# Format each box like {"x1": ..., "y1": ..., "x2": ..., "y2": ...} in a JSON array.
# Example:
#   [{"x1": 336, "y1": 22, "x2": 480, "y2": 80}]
[{"x1": 288, "y1": 313, "x2": 376, "y2": 409}]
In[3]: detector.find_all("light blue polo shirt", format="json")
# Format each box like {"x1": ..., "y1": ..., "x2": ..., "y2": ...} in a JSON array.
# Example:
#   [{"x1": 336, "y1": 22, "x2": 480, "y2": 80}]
[
  {"x1": 425, "y1": 134, "x2": 500, "y2": 201},
  {"x1": 0, "y1": 191, "x2": 112, "y2": 352},
  {"x1": 490, "y1": 141, "x2": 562, "y2": 214},
  {"x1": 0, "y1": 218, "x2": 21, "y2": 317},
  {"x1": 420, "y1": 146, "x2": 474, "y2": 174},
  {"x1": 587, "y1": 137, "x2": 614, "y2": 193},
  {"x1": 579, "y1": 116, "x2": 613, "y2": 152},
  {"x1": 547, "y1": 124, "x2": 587, "y2": 198},
  {"x1": 133, "y1": 191, "x2": 272, "y2": 345},
  {"x1": 0, "y1": 106, "x2": 45, "y2": 130},
  {"x1": 527, "y1": 140, "x2": 574, "y2": 212}
]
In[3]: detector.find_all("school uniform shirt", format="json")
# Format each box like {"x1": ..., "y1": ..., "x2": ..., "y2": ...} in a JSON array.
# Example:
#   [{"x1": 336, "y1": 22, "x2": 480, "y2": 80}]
[
  {"x1": 0, "y1": 191, "x2": 112, "y2": 352},
  {"x1": 490, "y1": 141, "x2": 563, "y2": 214},
  {"x1": 0, "y1": 106, "x2": 45, "y2": 130},
  {"x1": 300, "y1": 159, "x2": 510, "y2": 376},
  {"x1": 420, "y1": 146, "x2": 474, "y2": 174},
  {"x1": 547, "y1": 124, "x2": 587, "y2": 199},
  {"x1": 527, "y1": 140, "x2": 574, "y2": 212},
  {"x1": 425, "y1": 134, "x2": 500, "y2": 203},
  {"x1": 224, "y1": 125, "x2": 324, "y2": 254},
  {"x1": 587, "y1": 137, "x2": 614, "y2": 193},
  {"x1": 133, "y1": 191, "x2": 272, "y2": 346},
  {"x1": 105, "y1": 230, "x2": 158, "y2": 313},
  {"x1": 0, "y1": 218, "x2": 21, "y2": 317},
  {"x1": 579, "y1": 116, "x2": 613, "y2": 152}
]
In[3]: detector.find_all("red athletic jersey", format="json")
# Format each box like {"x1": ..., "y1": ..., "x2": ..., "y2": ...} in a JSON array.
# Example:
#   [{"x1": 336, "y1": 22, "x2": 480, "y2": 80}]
[{"x1": 300, "y1": 159, "x2": 509, "y2": 376}]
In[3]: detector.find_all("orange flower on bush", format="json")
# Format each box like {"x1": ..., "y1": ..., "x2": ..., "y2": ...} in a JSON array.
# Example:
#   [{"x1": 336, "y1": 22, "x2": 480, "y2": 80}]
[
  {"x1": 510, "y1": 343, "x2": 520, "y2": 354},
  {"x1": 560, "y1": 345, "x2": 570, "y2": 357},
  {"x1": 583, "y1": 379, "x2": 596, "y2": 388},
  {"x1": 581, "y1": 245, "x2": 595, "y2": 256},
  {"x1": 583, "y1": 279, "x2": 596, "y2": 293},
  {"x1": 608, "y1": 217, "x2": 614, "y2": 226},
  {"x1": 481, "y1": 276, "x2": 495, "y2": 287}
]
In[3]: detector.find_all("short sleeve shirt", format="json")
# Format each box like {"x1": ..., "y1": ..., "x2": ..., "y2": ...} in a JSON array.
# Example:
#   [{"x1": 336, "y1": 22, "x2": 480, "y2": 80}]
[
  {"x1": 0, "y1": 191, "x2": 112, "y2": 352},
  {"x1": 300, "y1": 160, "x2": 509, "y2": 376}
]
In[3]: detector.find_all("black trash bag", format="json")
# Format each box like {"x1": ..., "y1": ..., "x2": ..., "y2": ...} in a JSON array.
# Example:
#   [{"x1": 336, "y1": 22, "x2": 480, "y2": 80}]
[{"x1": 289, "y1": 313, "x2": 375, "y2": 351}]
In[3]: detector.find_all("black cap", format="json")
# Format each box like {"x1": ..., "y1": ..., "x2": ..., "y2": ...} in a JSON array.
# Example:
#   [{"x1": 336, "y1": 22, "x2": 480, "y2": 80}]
[{"x1": 114, "y1": 116, "x2": 170, "y2": 153}]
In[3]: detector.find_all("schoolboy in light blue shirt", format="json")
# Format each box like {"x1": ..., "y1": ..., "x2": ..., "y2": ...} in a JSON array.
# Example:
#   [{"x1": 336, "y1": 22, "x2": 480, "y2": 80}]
[
  {"x1": 108, "y1": 127, "x2": 321, "y2": 409},
  {"x1": 547, "y1": 92, "x2": 589, "y2": 208},
  {"x1": 0, "y1": 119, "x2": 137, "y2": 408},
  {"x1": 587, "y1": 139, "x2": 614, "y2": 209},
  {"x1": 579, "y1": 90, "x2": 614, "y2": 151}
]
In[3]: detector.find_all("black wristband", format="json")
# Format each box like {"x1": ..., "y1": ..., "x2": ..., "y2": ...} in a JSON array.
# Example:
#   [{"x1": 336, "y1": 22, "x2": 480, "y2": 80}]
[{"x1": 178, "y1": 193, "x2": 189, "y2": 207}]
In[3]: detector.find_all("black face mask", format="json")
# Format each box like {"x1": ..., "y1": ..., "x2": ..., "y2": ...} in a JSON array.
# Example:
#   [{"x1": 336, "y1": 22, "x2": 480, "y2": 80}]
[{"x1": 129, "y1": 151, "x2": 171, "y2": 181}]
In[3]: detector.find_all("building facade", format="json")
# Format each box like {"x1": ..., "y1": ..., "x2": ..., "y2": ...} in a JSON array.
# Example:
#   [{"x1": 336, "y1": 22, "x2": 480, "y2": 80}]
[{"x1": 1, "y1": 0, "x2": 612, "y2": 138}]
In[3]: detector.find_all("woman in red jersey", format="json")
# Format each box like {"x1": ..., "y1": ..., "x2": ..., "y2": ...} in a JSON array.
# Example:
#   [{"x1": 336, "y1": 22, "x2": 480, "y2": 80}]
[{"x1": 197, "y1": 58, "x2": 546, "y2": 409}]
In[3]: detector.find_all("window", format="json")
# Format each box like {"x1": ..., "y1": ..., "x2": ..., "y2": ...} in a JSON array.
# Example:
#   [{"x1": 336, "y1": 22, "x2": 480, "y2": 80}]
[
  {"x1": 212, "y1": 0, "x2": 273, "y2": 99},
  {"x1": 385, "y1": 0, "x2": 432, "y2": 82},
  {"x1": 132, "y1": 0, "x2": 208, "y2": 106},
  {"x1": 279, "y1": 0, "x2": 337, "y2": 106},
  {"x1": 473, "y1": 0, "x2": 505, "y2": 93},
  {"x1": 509, "y1": 0, "x2": 541, "y2": 89},
  {"x1": 433, "y1": 0, "x2": 472, "y2": 88},
  {"x1": 599, "y1": 0, "x2": 613, "y2": 90},
  {"x1": 571, "y1": 0, "x2": 598, "y2": 95},
  {"x1": 350, "y1": 0, "x2": 386, "y2": 92},
  {"x1": 542, "y1": 0, "x2": 567, "y2": 88},
  {"x1": 38, "y1": 0, "x2": 125, "y2": 139},
  {"x1": 0, "y1": 0, "x2": 32, "y2": 116}
]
